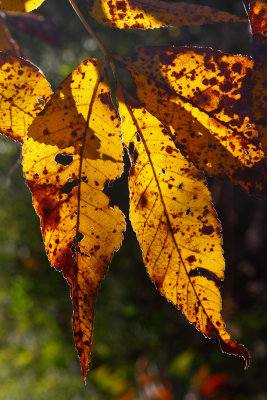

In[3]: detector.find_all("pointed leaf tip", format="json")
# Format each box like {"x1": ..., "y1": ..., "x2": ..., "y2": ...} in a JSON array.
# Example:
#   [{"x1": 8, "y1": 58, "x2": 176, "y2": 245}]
[
  {"x1": 23, "y1": 58, "x2": 125, "y2": 380},
  {"x1": 218, "y1": 336, "x2": 251, "y2": 369}
]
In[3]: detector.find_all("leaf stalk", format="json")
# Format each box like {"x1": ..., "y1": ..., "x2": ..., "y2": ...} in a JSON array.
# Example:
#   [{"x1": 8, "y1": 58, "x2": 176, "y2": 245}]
[{"x1": 68, "y1": 0, "x2": 110, "y2": 59}]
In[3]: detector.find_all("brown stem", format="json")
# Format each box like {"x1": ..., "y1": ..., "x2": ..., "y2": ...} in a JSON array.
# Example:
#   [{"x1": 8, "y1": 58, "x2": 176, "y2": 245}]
[{"x1": 68, "y1": 0, "x2": 110, "y2": 58}]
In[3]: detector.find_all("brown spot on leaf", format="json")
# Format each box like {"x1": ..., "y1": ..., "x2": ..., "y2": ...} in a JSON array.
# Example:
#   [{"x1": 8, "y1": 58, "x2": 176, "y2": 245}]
[
  {"x1": 200, "y1": 225, "x2": 214, "y2": 235},
  {"x1": 186, "y1": 255, "x2": 196, "y2": 263}
]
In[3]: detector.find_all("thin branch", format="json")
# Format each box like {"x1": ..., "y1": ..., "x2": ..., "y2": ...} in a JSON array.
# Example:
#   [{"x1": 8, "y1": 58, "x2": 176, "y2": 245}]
[
  {"x1": 6, "y1": 151, "x2": 22, "y2": 186},
  {"x1": 69, "y1": 0, "x2": 110, "y2": 58}
]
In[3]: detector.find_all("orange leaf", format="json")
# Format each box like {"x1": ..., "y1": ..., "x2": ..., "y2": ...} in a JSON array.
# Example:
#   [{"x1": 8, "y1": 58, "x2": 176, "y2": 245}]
[
  {"x1": 22, "y1": 59, "x2": 125, "y2": 380},
  {"x1": 0, "y1": 53, "x2": 52, "y2": 142},
  {"x1": 87, "y1": 0, "x2": 245, "y2": 30},
  {"x1": 118, "y1": 85, "x2": 250, "y2": 369},
  {"x1": 126, "y1": 47, "x2": 266, "y2": 197},
  {"x1": 249, "y1": 0, "x2": 267, "y2": 154}
]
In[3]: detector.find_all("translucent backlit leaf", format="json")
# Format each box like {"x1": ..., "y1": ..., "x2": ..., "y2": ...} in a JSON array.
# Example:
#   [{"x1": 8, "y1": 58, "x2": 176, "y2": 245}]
[
  {"x1": 22, "y1": 59, "x2": 125, "y2": 380},
  {"x1": 0, "y1": 0, "x2": 45, "y2": 12},
  {"x1": 126, "y1": 47, "x2": 266, "y2": 197},
  {"x1": 87, "y1": 0, "x2": 245, "y2": 30},
  {"x1": 0, "y1": 12, "x2": 23, "y2": 56},
  {"x1": 249, "y1": 0, "x2": 267, "y2": 153},
  {"x1": 0, "y1": 53, "x2": 52, "y2": 142},
  {"x1": 118, "y1": 85, "x2": 250, "y2": 368}
]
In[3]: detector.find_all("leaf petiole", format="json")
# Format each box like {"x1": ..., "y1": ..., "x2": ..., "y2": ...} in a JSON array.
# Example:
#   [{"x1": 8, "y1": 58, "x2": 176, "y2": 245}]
[{"x1": 68, "y1": 0, "x2": 110, "y2": 59}]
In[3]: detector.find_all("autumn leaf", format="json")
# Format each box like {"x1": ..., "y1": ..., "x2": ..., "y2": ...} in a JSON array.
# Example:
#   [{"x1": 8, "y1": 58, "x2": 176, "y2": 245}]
[
  {"x1": 0, "y1": 12, "x2": 23, "y2": 56},
  {"x1": 249, "y1": 0, "x2": 267, "y2": 154},
  {"x1": 87, "y1": 0, "x2": 245, "y2": 30},
  {"x1": 0, "y1": 0, "x2": 45, "y2": 12},
  {"x1": 0, "y1": 52, "x2": 52, "y2": 142},
  {"x1": 117, "y1": 85, "x2": 250, "y2": 368},
  {"x1": 126, "y1": 47, "x2": 266, "y2": 197},
  {"x1": 22, "y1": 58, "x2": 125, "y2": 380},
  {"x1": 5, "y1": 11, "x2": 60, "y2": 47}
]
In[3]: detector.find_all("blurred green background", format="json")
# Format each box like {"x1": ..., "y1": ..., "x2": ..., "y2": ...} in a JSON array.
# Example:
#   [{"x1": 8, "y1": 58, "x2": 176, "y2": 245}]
[{"x1": 0, "y1": 0, "x2": 266, "y2": 399}]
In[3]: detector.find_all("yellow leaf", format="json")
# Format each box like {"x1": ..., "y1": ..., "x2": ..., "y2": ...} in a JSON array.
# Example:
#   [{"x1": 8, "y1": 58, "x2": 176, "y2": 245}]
[
  {"x1": 0, "y1": 0, "x2": 45, "y2": 12},
  {"x1": 87, "y1": 0, "x2": 245, "y2": 29},
  {"x1": 22, "y1": 59, "x2": 125, "y2": 380},
  {"x1": 0, "y1": 13, "x2": 23, "y2": 56},
  {"x1": 126, "y1": 47, "x2": 266, "y2": 197},
  {"x1": 0, "y1": 53, "x2": 52, "y2": 142},
  {"x1": 249, "y1": 0, "x2": 267, "y2": 154},
  {"x1": 118, "y1": 85, "x2": 250, "y2": 368}
]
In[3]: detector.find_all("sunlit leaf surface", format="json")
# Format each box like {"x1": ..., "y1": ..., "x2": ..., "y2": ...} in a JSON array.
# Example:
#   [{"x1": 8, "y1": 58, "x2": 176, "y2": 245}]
[
  {"x1": 126, "y1": 47, "x2": 266, "y2": 197},
  {"x1": 0, "y1": 0, "x2": 45, "y2": 12},
  {"x1": 118, "y1": 85, "x2": 250, "y2": 368},
  {"x1": 87, "y1": 0, "x2": 245, "y2": 29},
  {"x1": 22, "y1": 59, "x2": 125, "y2": 380},
  {"x1": 0, "y1": 53, "x2": 52, "y2": 142}
]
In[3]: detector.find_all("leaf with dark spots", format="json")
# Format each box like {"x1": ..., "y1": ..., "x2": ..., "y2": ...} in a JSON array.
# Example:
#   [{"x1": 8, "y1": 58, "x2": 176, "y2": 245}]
[
  {"x1": 22, "y1": 58, "x2": 125, "y2": 381},
  {"x1": 0, "y1": 53, "x2": 52, "y2": 142},
  {"x1": 126, "y1": 46, "x2": 266, "y2": 197},
  {"x1": 87, "y1": 0, "x2": 245, "y2": 30},
  {"x1": 117, "y1": 83, "x2": 249, "y2": 370}
]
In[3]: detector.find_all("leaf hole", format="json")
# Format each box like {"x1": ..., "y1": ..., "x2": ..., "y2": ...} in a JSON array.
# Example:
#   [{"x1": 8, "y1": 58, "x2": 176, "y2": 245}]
[
  {"x1": 77, "y1": 231, "x2": 84, "y2": 242},
  {"x1": 161, "y1": 169, "x2": 166, "y2": 174},
  {"x1": 246, "y1": 123, "x2": 251, "y2": 128},
  {"x1": 245, "y1": 149, "x2": 250, "y2": 155},
  {"x1": 55, "y1": 153, "x2": 73, "y2": 166},
  {"x1": 186, "y1": 208, "x2": 191, "y2": 216},
  {"x1": 188, "y1": 267, "x2": 222, "y2": 287},
  {"x1": 129, "y1": 142, "x2": 134, "y2": 155},
  {"x1": 178, "y1": 183, "x2": 183, "y2": 189},
  {"x1": 136, "y1": 132, "x2": 141, "y2": 142},
  {"x1": 37, "y1": 97, "x2": 45, "y2": 105},
  {"x1": 78, "y1": 247, "x2": 90, "y2": 258},
  {"x1": 133, "y1": 149, "x2": 139, "y2": 164},
  {"x1": 61, "y1": 179, "x2": 78, "y2": 194},
  {"x1": 34, "y1": 173, "x2": 39, "y2": 178}
]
